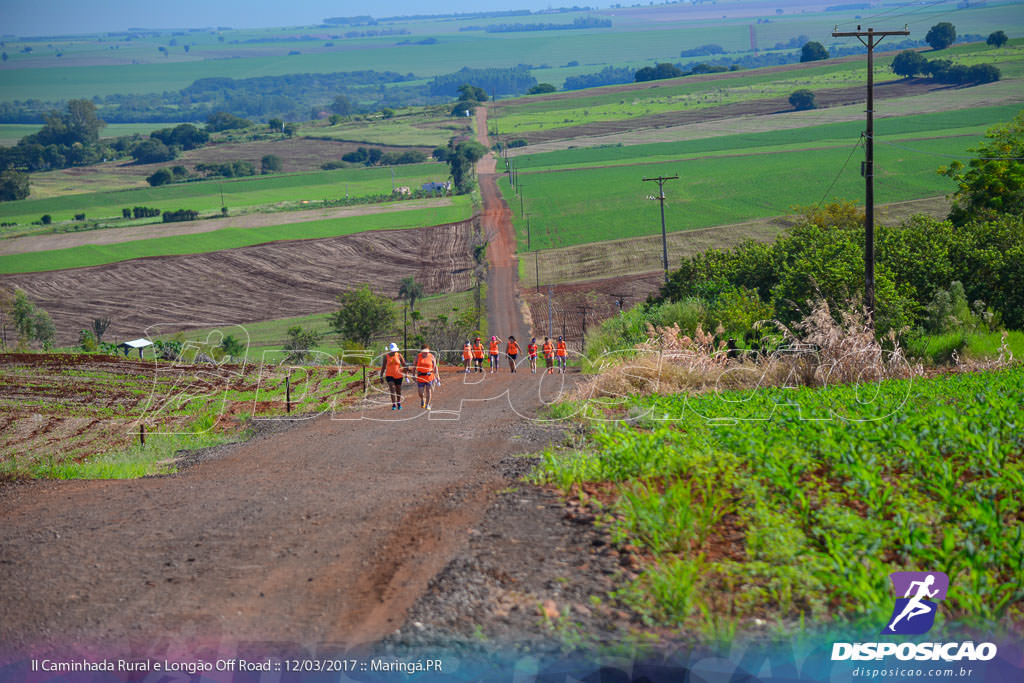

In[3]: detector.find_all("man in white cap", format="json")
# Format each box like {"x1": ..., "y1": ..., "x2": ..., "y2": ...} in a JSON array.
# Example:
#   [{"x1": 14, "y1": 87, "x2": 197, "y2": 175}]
[{"x1": 378, "y1": 342, "x2": 406, "y2": 410}]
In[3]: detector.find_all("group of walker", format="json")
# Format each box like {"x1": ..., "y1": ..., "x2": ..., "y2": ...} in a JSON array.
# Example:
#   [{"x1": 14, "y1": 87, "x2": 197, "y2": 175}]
[
  {"x1": 378, "y1": 335, "x2": 568, "y2": 411},
  {"x1": 461, "y1": 335, "x2": 567, "y2": 376}
]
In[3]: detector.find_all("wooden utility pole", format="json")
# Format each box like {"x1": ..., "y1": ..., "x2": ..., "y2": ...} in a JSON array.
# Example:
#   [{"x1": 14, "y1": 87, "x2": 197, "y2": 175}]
[
  {"x1": 577, "y1": 304, "x2": 589, "y2": 353},
  {"x1": 642, "y1": 175, "x2": 678, "y2": 283},
  {"x1": 832, "y1": 25, "x2": 909, "y2": 325}
]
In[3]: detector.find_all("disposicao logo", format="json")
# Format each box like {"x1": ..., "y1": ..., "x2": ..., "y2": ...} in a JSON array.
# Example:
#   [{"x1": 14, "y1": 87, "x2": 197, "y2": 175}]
[
  {"x1": 884, "y1": 571, "x2": 948, "y2": 635},
  {"x1": 831, "y1": 570, "x2": 998, "y2": 662}
]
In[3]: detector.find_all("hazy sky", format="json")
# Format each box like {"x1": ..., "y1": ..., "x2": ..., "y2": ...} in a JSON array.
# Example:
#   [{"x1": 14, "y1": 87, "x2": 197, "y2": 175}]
[{"x1": 1, "y1": 0, "x2": 592, "y2": 36}]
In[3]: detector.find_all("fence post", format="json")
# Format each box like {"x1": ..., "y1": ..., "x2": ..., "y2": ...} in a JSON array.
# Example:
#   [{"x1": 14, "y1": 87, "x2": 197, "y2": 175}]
[
  {"x1": 362, "y1": 365, "x2": 367, "y2": 398},
  {"x1": 286, "y1": 373, "x2": 291, "y2": 414},
  {"x1": 140, "y1": 423, "x2": 145, "y2": 446}
]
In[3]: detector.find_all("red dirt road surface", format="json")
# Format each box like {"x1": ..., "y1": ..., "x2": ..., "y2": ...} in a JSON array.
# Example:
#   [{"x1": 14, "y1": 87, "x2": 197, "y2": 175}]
[
  {"x1": 0, "y1": 367, "x2": 578, "y2": 659},
  {"x1": 0, "y1": 113, "x2": 551, "y2": 661}
]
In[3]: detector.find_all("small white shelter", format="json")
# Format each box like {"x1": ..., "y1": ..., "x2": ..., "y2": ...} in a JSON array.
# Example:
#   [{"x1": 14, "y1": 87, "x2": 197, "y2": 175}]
[{"x1": 117, "y1": 338, "x2": 154, "y2": 359}]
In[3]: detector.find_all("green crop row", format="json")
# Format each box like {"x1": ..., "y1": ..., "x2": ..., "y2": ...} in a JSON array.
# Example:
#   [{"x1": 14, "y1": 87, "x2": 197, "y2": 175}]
[
  {"x1": 508, "y1": 104, "x2": 1022, "y2": 172},
  {"x1": 535, "y1": 367, "x2": 1024, "y2": 639},
  {"x1": 502, "y1": 134, "x2": 969, "y2": 252},
  {"x1": 0, "y1": 197, "x2": 471, "y2": 274},
  {"x1": 0, "y1": 163, "x2": 450, "y2": 226}
]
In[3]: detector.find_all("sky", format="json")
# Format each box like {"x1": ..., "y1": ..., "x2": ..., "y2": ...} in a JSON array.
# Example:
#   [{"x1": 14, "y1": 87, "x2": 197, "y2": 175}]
[{"x1": 0, "y1": 0, "x2": 600, "y2": 36}]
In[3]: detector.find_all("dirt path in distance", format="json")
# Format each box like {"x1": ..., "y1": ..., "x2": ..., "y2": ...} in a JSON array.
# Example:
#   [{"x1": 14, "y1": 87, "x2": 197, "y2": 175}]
[{"x1": 476, "y1": 105, "x2": 531, "y2": 342}]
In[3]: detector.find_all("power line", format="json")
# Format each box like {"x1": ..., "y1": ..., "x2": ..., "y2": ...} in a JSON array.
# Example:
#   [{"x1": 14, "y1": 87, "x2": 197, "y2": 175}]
[{"x1": 815, "y1": 134, "x2": 864, "y2": 212}]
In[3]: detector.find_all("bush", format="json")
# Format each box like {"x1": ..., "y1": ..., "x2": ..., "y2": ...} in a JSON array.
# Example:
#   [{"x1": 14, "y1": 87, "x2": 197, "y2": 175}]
[
  {"x1": 146, "y1": 168, "x2": 174, "y2": 186},
  {"x1": 788, "y1": 89, "x2": 816, "y2": 111},
  {"x1": 132, "y1": 206, "x2": 160, "y2": 218},
  {"x1": 206, "y1": 111, "x2": 253, "y2": 132},
  {"x1": 40, "y1": 214, "x2": 51, "y2": 225},
  {"x1": 926, "y1": 22, "x2": 956, "y2": 50},
  {"x1": 131, "y1": 138, "x2": 176, "y2": 164},
  {"x1": 260, "y1": 154, "x2": 283, "y2": 174},
  {"x1": 163, "y1": 209, "x2": 199, "y2": 223},
  {"x1": 891, "y1": 50, "x2": 926, "y2": 77},
  {"x1": 0, "y1": 168, "x2": 30, "y2": 201},
  {"x1": 800, "y1": 41, "x2": 829, "y2": 62}
]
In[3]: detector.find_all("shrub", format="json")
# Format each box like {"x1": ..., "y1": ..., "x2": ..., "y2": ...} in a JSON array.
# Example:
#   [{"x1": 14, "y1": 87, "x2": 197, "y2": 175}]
[
  {"x1": 788, "y1": 89, "x2": 816, "y2": 110},
  {"x1": 41, "y1": 214, "x2": 51, "y2": 225},
  {"x1": 260, "y1": 154, "x2": 283, "y2": 174},
  {"x1": 162, "y1": 209, "x2": 199, "y2": 223},
  {"x1": 146, "y1": 168, "x2": 174, "y2": 186}
]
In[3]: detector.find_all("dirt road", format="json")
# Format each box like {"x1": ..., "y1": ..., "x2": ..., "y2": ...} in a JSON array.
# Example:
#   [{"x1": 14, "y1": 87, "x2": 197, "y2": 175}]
[
  {"x1": 0, "y1": 109, "x2": 544, "y2": 662},
  {"x1": 477, "y1": 105, "x2": 531, "y2": 342}
]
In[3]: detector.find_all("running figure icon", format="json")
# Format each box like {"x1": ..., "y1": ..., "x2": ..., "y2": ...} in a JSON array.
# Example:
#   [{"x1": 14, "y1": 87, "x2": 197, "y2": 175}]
[
  {"x1": 883, "y1": 571, "x2": 948, "y2": 635},
  {"x1": 887, "y1": 574, "x2": 938, "y2": 632}
]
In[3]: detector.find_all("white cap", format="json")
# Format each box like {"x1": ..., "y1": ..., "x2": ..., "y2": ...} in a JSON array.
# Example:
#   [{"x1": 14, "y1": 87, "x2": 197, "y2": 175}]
[{"x1": 388, "y1": 342, "x2": 399, "y2": 352}]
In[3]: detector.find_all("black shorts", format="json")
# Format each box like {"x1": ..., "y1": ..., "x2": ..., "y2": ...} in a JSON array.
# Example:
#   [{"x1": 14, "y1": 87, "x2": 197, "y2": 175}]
[
  {"x1": 386, "y1": 375, "x2": 403, "y2": 387},
  {"x1": 508, "y1": 354, "x2": 517, "y2": 361}
]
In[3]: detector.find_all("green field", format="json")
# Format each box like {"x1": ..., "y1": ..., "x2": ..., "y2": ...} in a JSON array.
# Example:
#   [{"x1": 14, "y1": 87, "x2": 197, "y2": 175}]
[
  {"x1": 2, "y1": 2, "x2": 1022, "y2": 104},
  {"x1": 493, "y1": 41, "x2": 1024, "y2": 136},
  {"x1": 0, "y1": 196, "x2": 471, "y2": 274},
  {"x1": 508, "y1": 105, "x2": 1023, "y2": 172},
  {"x1": 537, "y1": 366, "x2": 1024, "y2": 637},
  {"x1": 501, "y1": 129, "x2": 973, "y2": 252},
  {"x1": 299, "y1": 105, "x2": 469, "y2": 147},
  {"x1": 0, "y1": 163, "x2": 452, "y2": 226}
]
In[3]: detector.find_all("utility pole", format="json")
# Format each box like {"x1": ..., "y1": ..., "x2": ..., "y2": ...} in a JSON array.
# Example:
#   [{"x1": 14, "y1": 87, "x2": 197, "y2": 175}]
[
  {"x1": 403, "y1": 305, "x2": 408, "y2": 356},
  {"x1": 832, "y1": 24, "x2": 909, "y2": 326},
  {"x1": 642, "y1": 174, "x2": 679, "y2": 283},
  {"x1": 577, "y1": 304, "x2": 589, "y2": 353},
  {"x1": 535, "y1": 249, "x2": 541, "y2": 293},
  {"x1": 546, "y1": 286, "x2": 553, "y2": 337},
  {"x1": 610, "y1": 293, "x2": 629, "y2": 313}
]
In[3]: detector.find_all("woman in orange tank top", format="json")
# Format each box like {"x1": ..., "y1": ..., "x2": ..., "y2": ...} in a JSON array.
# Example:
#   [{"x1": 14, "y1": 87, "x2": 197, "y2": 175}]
[
  {"x1": 506, "y1": 335, "x2": 520, "y2": 373},
  {"x1": 378, "y1": 342, "x2": 406, "y2": 410}
]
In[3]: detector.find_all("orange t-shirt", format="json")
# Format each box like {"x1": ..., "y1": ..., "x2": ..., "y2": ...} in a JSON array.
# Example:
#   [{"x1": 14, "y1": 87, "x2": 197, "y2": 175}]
[
  {"x1": 472, "y1": 342, "x2": 484, "y2": 359},
  {"x1": 508, "y1": 341, "x2": 520, "y2": 355},
  {"x1": 542, "y1": 342, "x2": 554, "y2": 358},
  {"x1": 556, "y1": 341, "x2": 567, "y2": 357},
  {"x1": 489, "y1": 340, "x2": 499, "y2": 355}
]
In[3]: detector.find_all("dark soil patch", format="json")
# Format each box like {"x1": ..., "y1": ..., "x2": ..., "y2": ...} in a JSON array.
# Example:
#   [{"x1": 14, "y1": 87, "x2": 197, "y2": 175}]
[{"x1": 379, "y1": 440, "x2": 640, "y2": 659}]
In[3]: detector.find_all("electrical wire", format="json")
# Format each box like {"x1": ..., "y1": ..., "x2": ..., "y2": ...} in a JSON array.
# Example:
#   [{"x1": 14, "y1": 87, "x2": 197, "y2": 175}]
[
  {"x1": 815, "y1": 134, "x2": 865, "y2": 211},
  {"x1": 854, "y1": 0, "x2": 955, "y2": 26}
]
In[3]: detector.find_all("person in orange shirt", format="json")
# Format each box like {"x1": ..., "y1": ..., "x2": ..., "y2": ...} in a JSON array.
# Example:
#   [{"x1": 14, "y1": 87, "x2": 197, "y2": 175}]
[
  {"x1": 488, "y1": 335, "x2": 503, "y2": 374},
  {"x1": 542, "y1": 337, "x2": 554, "y2": 374},
  {"x1": 471, "y1": 337, "x2": 485, "y2": 373},
  {"x1": 506, "y1": 335, "x2": 520, "y2": 373},
  {"x1": 461, "y1": 341, "x2": 472, "y2": 373},
  {"x1": 378, "y1": 342, "x2": 406, "y2": 410},
  {"x1": 414, "y1": 343, "x2": 437, "y2": 410},
  {"x1": 527, "y1": 337, "x2": 538, "y2": 374},
  {"x1": 556, "y1": 336, "x2": 568, "y2": 374}
]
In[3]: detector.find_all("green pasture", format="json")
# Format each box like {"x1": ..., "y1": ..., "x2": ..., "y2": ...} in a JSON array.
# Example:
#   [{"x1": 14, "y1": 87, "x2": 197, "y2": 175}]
[
  {"x1": 502, "y1": 134, "x2": 969, "y2": 251},
  {"x1": 494, "y1": 42, "x2": 1024, "y2": 136},
  {"x1": 0, "y1": 196, "x2": 471, "y2": 274},
  {"x1": 509, "y1": 104, "x2": 1023, "y2": 172},
  {"x1": 300, "y1": 105, "x2": 469, "y2": 147},
  {"x1": 0, "y1": 163, "x2": 451, "y2": 226},
  {"x1": 535, "y1": 366, "x2": 1024, "y2": 636}
]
